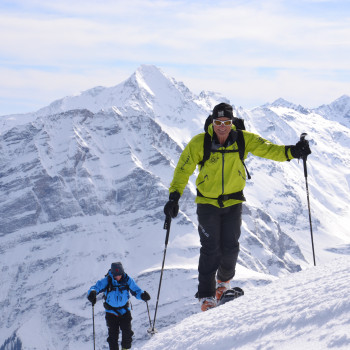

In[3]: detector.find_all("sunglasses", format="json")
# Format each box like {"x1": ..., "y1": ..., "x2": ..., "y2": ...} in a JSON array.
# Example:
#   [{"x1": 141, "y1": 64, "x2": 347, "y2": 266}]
[{"x1": 213, "y1": 119, "x2": 232, "y2": 126}]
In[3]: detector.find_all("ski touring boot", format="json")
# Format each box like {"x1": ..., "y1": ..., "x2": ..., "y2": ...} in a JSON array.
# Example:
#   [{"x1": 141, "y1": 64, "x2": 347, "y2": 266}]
[
  {"x1": 215, "y1": 280, "x2": 231, "y2": 302},
  {"x1": 200, "y1": 297, "x2": 217, "y2": 312}
]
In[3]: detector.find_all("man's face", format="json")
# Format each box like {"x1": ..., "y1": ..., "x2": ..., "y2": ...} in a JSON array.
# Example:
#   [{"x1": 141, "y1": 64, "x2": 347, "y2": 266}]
[
  {"x1": 213, "y1": 117, "x2": 232, "y2": 140},
  {"x1": 114, "y1": 275, "x2": 122, "y2": 281}
]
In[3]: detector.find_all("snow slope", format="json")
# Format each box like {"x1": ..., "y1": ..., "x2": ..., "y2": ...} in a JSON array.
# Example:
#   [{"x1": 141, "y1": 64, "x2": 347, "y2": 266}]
[{"x1": 139, "y1": 255, "x2": 350, "y2": 350}]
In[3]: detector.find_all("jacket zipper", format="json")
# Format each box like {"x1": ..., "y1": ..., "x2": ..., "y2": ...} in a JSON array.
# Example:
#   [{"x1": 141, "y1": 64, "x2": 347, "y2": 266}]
[{"x1": 222, "y1": 152, "x2": 225, "y2": 194}]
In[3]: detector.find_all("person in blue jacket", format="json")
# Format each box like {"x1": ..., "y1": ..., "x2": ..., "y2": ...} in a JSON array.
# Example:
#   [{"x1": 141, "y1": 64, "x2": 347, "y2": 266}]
[{"x1": 87, "y1": 262, "x2": 150, "y2": 350}]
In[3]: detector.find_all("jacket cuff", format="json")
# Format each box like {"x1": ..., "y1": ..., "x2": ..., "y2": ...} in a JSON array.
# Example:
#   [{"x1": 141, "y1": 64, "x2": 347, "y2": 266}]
[
  {"x1": 284, "y1": 145, "x2": 294, "y2": 161},
  {"x1": 169, "y1": 191, "x2": 181, "y2": 202}
]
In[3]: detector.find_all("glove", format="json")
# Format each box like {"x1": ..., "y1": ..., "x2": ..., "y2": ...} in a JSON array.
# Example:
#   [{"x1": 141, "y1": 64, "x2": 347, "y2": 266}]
[
  {"x1": 290, "y1": 140, "x2": 311, "y2": 159},
  {"x1": 87, "y1": 290, "x2": 97, "y2": 305},
  {"x1": 141, "y1": 291, "x2": 151, "y2": 301},
  {"x1": 164, "y1": 191, "x2": 180, "y2": 218}
]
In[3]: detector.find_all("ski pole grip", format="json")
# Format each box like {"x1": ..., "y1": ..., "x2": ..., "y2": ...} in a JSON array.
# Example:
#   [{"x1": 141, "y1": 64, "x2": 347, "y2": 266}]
[
  {"x1": 300, "y1": 133, "x2": 307, "y2": 142},
  {"x1": 300, "y1": 133, "x2": 308, "y2": 178}
]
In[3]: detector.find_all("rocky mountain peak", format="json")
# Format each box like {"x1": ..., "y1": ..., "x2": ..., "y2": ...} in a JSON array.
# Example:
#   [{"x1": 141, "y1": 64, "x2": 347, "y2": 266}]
[{"x1": 313, "y1": 94, "x2": 350, "y2": 127}]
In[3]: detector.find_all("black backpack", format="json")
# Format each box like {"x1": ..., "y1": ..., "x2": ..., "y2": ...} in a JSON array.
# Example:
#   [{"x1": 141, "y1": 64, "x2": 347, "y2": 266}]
[{"x1": 199, "y1": 115, "x2": 251, "y2": 180}]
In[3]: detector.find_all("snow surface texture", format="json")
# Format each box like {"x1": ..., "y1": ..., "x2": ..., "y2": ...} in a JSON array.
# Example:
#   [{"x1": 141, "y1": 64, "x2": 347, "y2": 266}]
[
  {"x1": 139, "y1": 255, "x2": 350, "y2": 350},
  {"x1": 0, "y1": 65, "x2": 349, "y2": 349}
]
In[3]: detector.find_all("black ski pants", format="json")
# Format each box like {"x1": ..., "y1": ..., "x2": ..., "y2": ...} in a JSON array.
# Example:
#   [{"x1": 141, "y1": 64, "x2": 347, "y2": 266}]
[
  {"x1": 197, "y1": 203, "x2": 242, "y2": 298},
  {"x1": 105, "y1": 311, "x2": 134, "y2": 350}
]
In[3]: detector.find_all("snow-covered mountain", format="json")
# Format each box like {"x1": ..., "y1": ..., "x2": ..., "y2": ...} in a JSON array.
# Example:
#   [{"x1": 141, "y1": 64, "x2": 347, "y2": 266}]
[
  {"x1": 314, "y1": 95, "x2": 350, "y2": 128},
  {"x1": 0, "y1": 65, "x2": 349, "y2": 349}
]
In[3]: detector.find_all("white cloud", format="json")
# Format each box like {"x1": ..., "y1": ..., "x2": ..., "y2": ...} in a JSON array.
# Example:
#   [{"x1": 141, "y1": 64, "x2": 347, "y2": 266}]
[
  {"x1": 0, "y1": 66, "x2": 133, "y2": 115},
  {"x1": 168, "y1": 66, "x2": 350, "y2": 108},
  {"x1": 0, "y1": 0, "x2": 349, "y2": 114}
]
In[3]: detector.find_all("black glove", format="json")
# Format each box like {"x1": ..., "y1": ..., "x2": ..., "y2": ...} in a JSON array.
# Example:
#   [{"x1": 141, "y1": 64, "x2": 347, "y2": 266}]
[
  {"x1": 164, "y1": 191, "x2": 180, "y2": 218},
  {"x1": 290, "y1": 140, "x2": 311, "y2": 159},
  {"x1": 87, "y1": 290, "x2": 97, "y2": 305},
  {"x1": 141, "y1": 291, "x2": 151, "y2": 301}
]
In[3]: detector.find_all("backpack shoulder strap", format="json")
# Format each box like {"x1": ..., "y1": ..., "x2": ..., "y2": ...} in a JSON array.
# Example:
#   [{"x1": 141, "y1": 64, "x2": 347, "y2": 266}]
[
  {"x1": 198, "y1": 132, "x2": 212, "y2": 169},
  {"x1": 102, "y1": 273, "x2": 113, "y2": 300},
  {"x1": 233, "y1": 117, "x2": 246, "y2": 131},
  {"x1": 121, "y1": 274, "x2": 130, "y2": 290},
  {"x1": 107, "y1": 274, "x2": 113, "y2": 293},
  {"x1": 104, "y1": 273, "x2": 131, "y2": 298},
  {"x1": 236, "y1": 130, "x2": 251, "y2": 180},
  {"x1": 236, "y1": 130, "x2": 245, "y2": 161},
  {"x1": 198, "y1": 126, "x2": 251, "y2": 180}
]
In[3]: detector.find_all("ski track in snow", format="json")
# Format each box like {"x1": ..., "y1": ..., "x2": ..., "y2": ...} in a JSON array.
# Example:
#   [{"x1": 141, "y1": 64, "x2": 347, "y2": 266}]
[{"x1": 138, "y1": 256, "x2": 350, "y2": 350}]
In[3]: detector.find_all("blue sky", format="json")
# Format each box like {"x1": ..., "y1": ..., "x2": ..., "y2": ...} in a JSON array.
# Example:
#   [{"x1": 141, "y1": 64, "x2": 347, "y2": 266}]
[{"x1": 0, "y1": 0, "x2": 349, "y2": 115}]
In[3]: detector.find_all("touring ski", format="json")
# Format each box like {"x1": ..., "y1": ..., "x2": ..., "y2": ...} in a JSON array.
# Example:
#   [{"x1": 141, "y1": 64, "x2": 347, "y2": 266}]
[{"x1": 217, "y1": 287, "x2": 244, "y2": 306}]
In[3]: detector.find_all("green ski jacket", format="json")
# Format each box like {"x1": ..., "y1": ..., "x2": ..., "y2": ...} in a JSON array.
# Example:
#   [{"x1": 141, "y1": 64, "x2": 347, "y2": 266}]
[{"x1": 169, "y1": 124, "x2": 294, "y2": 208}]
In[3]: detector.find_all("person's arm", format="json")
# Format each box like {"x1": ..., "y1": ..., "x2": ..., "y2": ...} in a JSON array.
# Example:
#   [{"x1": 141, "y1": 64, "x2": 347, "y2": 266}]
[
  {"x1": 87, "y1": 276, "x2": 108, "y2": 296},
  {"x1": 87, "y1": 276, "x2": 108, "y2": 305},
  {"x1": 169, "y1": 134, "x2": 203, "y2": 194},
  {"x1": 127, "y1": 276, "x2": 148, "y2": 301},
  {"x1": 164, "y1": 135, "x2": 203, "y2": 218},
  {"x1": 243, "y1": 131, "x2": 294, "y2": 161}
]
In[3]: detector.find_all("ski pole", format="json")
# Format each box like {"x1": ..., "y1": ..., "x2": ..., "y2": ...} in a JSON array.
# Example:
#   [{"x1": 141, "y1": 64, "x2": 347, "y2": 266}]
[
  {"x1": 146, "y1": 301, "x2": 153, "y2": 333},
  {"x1": 300, "y1": 133, "x2": 316, "y2": 266},
  {"x1": 149, "y1": 215, "x2": 172, "y2": 335},
  {"x1": 92, "y1": 304, "x2": 96, "y2": 350}
]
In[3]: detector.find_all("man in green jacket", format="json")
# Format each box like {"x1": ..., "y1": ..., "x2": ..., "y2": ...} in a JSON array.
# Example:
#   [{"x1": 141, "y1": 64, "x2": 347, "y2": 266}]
[{"x1": 164, "y1": 102, "x2": 311, "y2": 311}]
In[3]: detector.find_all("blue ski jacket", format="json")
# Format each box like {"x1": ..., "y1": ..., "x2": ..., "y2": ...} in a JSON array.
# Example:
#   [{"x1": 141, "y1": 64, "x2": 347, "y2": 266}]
[{"x1": 87, "y1": 271, "x2": 144, "y2": 316}]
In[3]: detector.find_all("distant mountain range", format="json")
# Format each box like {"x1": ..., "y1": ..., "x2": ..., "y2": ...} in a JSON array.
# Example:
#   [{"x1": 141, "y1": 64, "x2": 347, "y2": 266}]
[{"x1": 1, "y1": 65, "x2": 349, "y2": 349}]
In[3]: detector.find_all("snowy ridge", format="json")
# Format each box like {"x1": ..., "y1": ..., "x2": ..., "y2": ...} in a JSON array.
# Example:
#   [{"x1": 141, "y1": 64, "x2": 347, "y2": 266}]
[
  {"x1": 314, "y1": 95, "x2": 350, "y2": 128},
  {"x1": 0, "y1": 65, "x2": 350, "y2": 349},
  {"x1": 139, "y1": 255, "x2": 350, "y2": 350},
  {"x1": 263, "y1": 97, "x2": 310, "y2": 115}
]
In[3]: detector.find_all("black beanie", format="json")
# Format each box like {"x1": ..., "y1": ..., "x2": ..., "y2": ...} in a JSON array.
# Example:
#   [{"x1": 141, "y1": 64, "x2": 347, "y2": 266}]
[
  {"x1": 111, "y1": 262, "x2": 124, "y2": 276},
  {"x1": 212, "y1": 103, "x2": 233, "y2": 120}
]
